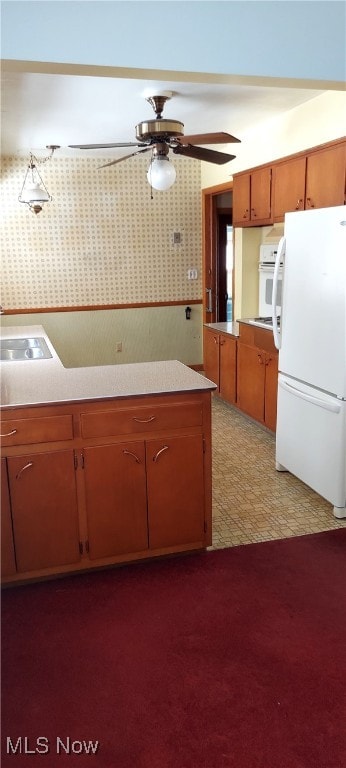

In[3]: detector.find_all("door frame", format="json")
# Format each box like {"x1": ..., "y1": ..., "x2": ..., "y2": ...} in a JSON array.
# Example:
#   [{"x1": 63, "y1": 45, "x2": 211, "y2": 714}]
[{"x1": 202, "y1": 181, "x2": 233, "y2": 324}]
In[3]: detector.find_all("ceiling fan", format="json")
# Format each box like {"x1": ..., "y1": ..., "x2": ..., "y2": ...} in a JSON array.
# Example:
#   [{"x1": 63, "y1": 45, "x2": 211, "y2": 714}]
[{"x1": 68, "y1": 94, "x2": 241, "y2": 170}]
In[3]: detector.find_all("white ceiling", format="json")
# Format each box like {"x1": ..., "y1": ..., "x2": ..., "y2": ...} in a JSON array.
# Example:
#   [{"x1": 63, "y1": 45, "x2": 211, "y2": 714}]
[{"x1": 1, "y1": 69, "x2": 325, "y2": 160}]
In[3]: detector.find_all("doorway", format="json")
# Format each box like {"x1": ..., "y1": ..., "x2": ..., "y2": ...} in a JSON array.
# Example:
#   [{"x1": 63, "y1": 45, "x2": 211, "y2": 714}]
[
  {"x1": 217, "y1": 212, "x2": 233, "y2": 322},
  {"x1": 202, "y1": 182, "x2": 233, "y2": 325}
]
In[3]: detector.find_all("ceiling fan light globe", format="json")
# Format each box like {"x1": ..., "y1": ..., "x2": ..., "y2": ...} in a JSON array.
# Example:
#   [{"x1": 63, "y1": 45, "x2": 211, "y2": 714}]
[{"x1": 147, "y1": 157, "x2": 176, "y2": 191}]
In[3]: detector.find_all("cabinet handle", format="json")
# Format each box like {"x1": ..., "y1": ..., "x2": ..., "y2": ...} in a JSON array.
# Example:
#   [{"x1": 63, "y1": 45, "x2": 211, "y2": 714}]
[
  {"x1": 257, "y1": 353, "x2": 264, "y2": 365},
  {"x1": 219, "y1": 338, "x2": 225, "y2": 346},
  {"x1": 295, "y1": 198, "x2": 303, "y2": 210},
  {"x1": 251, "y1": 208, "x2": 257, "y2": 217},
  {"x1": 16, "y1": 461, "x2": 33, "y2": 480},
  {"x1": 306, "y1": 197, "x2": 315, "y2": 208},
  {"x1": 153, "y1": 445, "x2": 169, "y2": 463},
  {"x1": 0, "y1": 428, "x2": 17, "y2": 437},
  {"x1": 206, "y1": 288, "x2": 213, "y2": 313},
  {"x1": 213, "y1": 336, "x2": 218, "y2": 344},
  {"x1": 132, "y1": 415, "x2": 155, "y2": 423},
  {"x1": 265, "y1": 356, "x2": 272, "y2": 366},
  {"x1": 243, "y1": 209, "x2": 249, "y2": 218},
  {"x1": 123, "y1": 450, "x2": 141, "y2": 464}
]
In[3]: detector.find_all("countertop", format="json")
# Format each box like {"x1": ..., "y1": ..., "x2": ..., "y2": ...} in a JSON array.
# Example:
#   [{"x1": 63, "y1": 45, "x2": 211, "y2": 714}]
[
  {"x1": 204, "y1": 319, "x2": 275, "y2": 335},
  {"x1": 0, "y1": 326, "x2": 217, "y2": 409},
  {"x1": 204, "y1": 321, "x2": 240, "y2": 337}
]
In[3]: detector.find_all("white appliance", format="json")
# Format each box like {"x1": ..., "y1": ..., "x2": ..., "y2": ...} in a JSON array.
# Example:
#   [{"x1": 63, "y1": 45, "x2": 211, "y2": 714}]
[
  {"x1": 259, "y1": 243, "x2": 283, "y2": 316},
  {"x1": 272, "y1": 205, "x2": 346, "y2": 519}
]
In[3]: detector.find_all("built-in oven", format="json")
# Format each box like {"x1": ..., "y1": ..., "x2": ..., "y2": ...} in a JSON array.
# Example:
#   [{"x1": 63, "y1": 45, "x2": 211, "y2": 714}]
[{"x1": 258, "y1": 243, "x2": 283, "y2": 316}]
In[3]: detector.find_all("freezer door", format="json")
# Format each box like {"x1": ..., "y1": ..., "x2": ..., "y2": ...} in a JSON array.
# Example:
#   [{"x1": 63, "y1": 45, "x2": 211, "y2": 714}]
[
  {"x1": 276, "y1": 374, "x2": 346, "y2": 510},
  {"x1": 279, "y1": 206, "x2": 346, "y2": 397}
]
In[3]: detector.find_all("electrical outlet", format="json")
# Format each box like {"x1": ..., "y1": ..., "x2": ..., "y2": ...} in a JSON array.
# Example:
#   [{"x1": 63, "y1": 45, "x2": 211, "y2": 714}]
[
  {"x1": 173, "y1": 232, "x2": 181, "y2": 244},
  {"x1": 187, "y1": 268, "x2": 198, "y2": 280},
  {"x1": 116, "y1": 342, "x2": 122, "y2": 352}
]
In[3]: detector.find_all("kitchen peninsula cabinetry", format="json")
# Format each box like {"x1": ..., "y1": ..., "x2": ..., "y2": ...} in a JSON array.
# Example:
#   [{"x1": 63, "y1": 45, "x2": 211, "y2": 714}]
[
  {"x1": 203, "y1": 326, "x2": 237, "y2": 405},
  {"x1": 237, "y1": 323, "x2": 278, "y2": 432},
  {"x1": 233, "y1": 167, "x2": 272, "y2": 226},
  {"x1": 1, "y1": 390, "x2": 212, "y2": 585}
]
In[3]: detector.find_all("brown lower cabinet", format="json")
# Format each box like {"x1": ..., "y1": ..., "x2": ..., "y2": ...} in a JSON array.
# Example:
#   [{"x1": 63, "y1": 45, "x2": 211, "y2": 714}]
[
  {"x1": 203, "y1": 324, "x2": 278, "y2": 431},
  {"x1": 83, "y1": 434, "x2": 204, "y2": 559},
  {"x1": 236, "y1": 324, "x2": 278, "y2": 432},
  {"x1": 203, "y1": 327, "x2": 237, "y2": 405},
  {"x1": 1, "y1": 391, "x2": 212, "y2": 586},
  {"x1": 6, "y1": 450, "x2": 81, "y2": 573},
  {"x1": 1, "y1": 458, "x2": 16, "y2": 578}
]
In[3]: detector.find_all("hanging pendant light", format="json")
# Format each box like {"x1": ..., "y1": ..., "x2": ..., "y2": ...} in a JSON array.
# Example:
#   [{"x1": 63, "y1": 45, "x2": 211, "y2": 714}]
[{"x1": 18, "y1": 145, "x2": 59, "y2": 214}]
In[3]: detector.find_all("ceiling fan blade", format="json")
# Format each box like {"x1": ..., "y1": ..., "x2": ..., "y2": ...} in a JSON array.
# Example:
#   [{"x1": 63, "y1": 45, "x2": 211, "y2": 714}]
[
  {"x1": 178, "y1": 132, "x2": 241, "y2": 145},
  {"x1": 98, "y1": 147, "x2": 152, "y2": 169},
  {"x1": 173, "y1": 145, "x2": 236, "y2": 165},
  {"x1": 68, "y1": 142, "x2": 144, "y2": 150}
]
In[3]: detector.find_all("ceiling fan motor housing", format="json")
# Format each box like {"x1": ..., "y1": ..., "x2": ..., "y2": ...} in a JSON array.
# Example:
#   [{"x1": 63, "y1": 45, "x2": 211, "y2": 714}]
[{"x1": 135, "y1": 119, "x2": 184, "y2": 143}]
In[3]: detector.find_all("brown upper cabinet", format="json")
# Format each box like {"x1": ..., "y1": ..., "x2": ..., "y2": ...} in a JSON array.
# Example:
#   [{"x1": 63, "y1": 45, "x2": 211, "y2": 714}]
[
  {"x1": 305, "y1": 143, "x2": 346, "y2": 211},
  {"x1": 272, "y1": 156, "x2": 306, "y2": 221},
  {"x1": 233, "y1": 167, "x2": 272, "y2": 226},
  {"x1": 234, "y1": 138, "x2": 346, "y2": 227}
]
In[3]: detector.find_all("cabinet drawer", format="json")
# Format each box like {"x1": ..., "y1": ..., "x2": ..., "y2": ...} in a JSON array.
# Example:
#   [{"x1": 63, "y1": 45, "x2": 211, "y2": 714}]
[
  {"x1": 81, "y1": 402, "x2": 203, "y2": 438},
  {"x1": 0, "y1": 415, "x2": 73, "y2": 446}
]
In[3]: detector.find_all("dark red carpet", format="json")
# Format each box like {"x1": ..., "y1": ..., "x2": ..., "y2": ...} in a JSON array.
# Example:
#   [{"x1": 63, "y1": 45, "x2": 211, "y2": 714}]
[{"x1": 2, "y1": 529, "x2": 346, "y2": 768}]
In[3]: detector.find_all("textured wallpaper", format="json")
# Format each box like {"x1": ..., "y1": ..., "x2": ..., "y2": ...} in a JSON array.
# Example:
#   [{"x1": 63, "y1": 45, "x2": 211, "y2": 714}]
[{"x1": 1, "y1": 154, "x2": 202, "y2": 309}]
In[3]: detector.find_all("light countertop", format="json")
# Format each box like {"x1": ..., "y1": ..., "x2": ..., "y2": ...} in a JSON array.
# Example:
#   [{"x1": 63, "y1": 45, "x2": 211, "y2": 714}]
[
  {"x1": 0, "y1": 326, "x2": 217, "y2": 409},
  {"x1": 204, "y1": 319, "x2": 275, "y2": 334},
  {"x1": 204, "y1": 321, "x2": 239, "y2": 337}
]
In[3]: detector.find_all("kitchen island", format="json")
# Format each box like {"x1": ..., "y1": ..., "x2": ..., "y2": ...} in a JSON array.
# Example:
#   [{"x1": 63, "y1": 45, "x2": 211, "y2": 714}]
[{"x1": 1, "y1": 326, "x2": 216, "y2": 586}]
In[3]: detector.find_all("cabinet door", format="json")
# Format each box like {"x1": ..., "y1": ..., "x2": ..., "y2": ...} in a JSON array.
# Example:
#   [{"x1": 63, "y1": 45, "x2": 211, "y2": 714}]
[
  {"x1": 250, "y1": 167, "x2": 272, "y2": 222},
  {"x1": 8, "y1": 450, "x2": 80, "y2": 573},
  {"x1": 1, "y1": 458, "x2": 16, "y2": 578},
  {"x1": 84, "y1": 442, "x2": 148, "y2": 560},
  {"x1": 233, "y1": 174, "x2": 250, "y2": 224},
  {"x1": 305, "y1": 144, "x2": 346, "y2": 210},
  {"x1": 236, "y1": 343, "x2": 265, "y2": 422},
  {"x1": 219, "y1": 334, "x2": 237, "y2": 404},
  {"x1": 264, "y1": 353, "x2": 279, "y2": 432},
  {"x1": 203, "y1": 328, "x2": 220, "y2": 389},
  {"x1": 146, "y1": 435, "x2": 205, "y2": 550},
  {"x1": 272, "y1": 157, "x2": 306, "y2": 221}
]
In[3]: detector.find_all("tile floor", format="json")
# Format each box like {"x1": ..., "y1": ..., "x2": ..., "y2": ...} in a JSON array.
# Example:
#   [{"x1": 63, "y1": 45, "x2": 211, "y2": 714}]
[{"x1": 210, "y1": 396, "x2": 346, "y2": 549}]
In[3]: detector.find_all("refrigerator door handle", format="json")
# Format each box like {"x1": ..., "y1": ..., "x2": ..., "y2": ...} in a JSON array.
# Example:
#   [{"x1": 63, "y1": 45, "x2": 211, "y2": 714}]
[
  {"x1": 272, "y1": 236, "x2": 286, "y2": 350},
  {"x1": 280, "y1": 379, "x2": 341, "y2": 413}
]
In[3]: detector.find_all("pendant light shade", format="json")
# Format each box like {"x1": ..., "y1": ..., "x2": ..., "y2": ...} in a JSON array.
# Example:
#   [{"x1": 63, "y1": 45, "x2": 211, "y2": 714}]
[
  {"x1": 147, "y1": 156, "x2": 176, "y2": 191},
  {"x1": 20, "y1": 182, "x2": 50, "y2": 204}
]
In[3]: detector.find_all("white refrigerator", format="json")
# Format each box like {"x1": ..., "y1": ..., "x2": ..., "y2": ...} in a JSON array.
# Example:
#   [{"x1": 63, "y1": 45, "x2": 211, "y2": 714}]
[{"x1": 271, "y1": 205, "x2": 346, "y2": 519}]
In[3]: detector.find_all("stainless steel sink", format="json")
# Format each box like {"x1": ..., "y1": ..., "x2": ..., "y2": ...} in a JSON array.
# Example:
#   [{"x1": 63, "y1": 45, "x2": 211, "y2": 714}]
[{"x1": 0, "y1": 337, "x2": 53, "y2": 361}]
